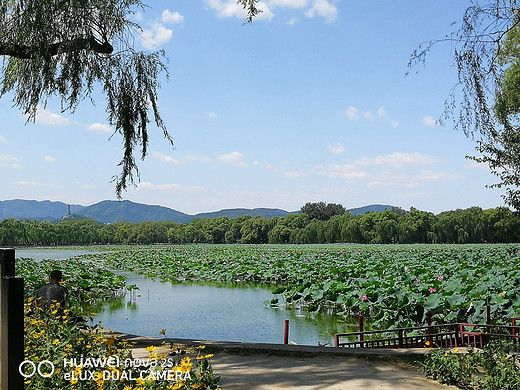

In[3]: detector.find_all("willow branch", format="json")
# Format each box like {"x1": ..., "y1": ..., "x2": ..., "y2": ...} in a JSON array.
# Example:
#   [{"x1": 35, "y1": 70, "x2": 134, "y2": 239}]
[{"x1": 0, "y1": 36, "x2": 113, "y2": 59}]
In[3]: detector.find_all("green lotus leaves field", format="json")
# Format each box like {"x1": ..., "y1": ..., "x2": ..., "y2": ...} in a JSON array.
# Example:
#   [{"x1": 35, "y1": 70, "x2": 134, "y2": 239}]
[
  {"x1": 18, "y1": 256, "x2": 127, "y2": 316},
  {"x1": 76, "y1": 244, "x2": 520, "y2": 329}
]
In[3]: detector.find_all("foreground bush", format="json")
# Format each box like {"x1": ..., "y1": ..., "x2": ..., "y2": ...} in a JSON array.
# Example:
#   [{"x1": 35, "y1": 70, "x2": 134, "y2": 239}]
[{"x1": 422, "y1": 341, "x2": 520, "y2": 389}]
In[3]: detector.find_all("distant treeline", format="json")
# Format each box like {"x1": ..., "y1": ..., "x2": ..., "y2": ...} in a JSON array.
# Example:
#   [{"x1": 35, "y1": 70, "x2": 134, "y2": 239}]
[{"x1": 1, "y1": 206, "x2": 519, "y2": 246}]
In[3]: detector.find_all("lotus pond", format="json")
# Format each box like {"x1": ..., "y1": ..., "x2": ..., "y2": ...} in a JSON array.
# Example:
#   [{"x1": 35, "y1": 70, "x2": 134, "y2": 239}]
[{"x1": 16, "y1": 244, "x2": 520, "y2": 343}]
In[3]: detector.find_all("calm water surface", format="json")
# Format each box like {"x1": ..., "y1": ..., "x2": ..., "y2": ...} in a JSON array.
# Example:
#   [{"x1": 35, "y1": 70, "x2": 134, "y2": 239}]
[{"x1": 91, "y1": 272, "x2": 355, "y2": 346}]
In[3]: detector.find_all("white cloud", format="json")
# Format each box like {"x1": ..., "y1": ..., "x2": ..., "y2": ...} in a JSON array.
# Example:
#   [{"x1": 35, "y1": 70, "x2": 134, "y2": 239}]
[
  {"x1": 0, "y1": 153, "x2": 20, "y2": 168},
  {"x1": 152, "y1": 151, "x2": 217, "y2": 166},
  {"x1": 34, "y1": 106, "x2": 70, "y2": 126},
  {"x1": 465, "y1": 160, "x2": 491, "y2": 171},
  {"x1": 43, "y1": 155, "x2": 55, "y2": 163},
  {"x1": 358, "y1": 152, "x2": 440, "y2": 168},
  {"x1": 206, "y1": 0, "x2": 274, "y2": 20},
  {"x1": 88, "y1": 123, "x2": 113, "y2": 133},
  {"x1": 184, "y1": 154, "x2": 213, "y2": 164},
  {"x1": 367, "y1": 170, "x2": 458, "y2": 189},
  {"x1": 153, "y1": 151, "x2": 248, "y2": 168},
  {"x1": 345, "y1": 105, "x2": 396, "y2": 123},
  {"x1": 305, "y1": 0, "x2": 337, "y2": 22},
  {"x1": 422, "y1": 115, "x2": 438, "y2": 126},
  {"x1": 136, "y1": 182, "x2": 205, "y2": 193},
  {"x1": 208, "y1": 112, "x2": 218, "y2": 119},
  {"x1": 0, "y1": 136, "x2": 6, "y2": 143},
  {"x1": 315, "y1": 164, "x2": 367, "y2": 180},
  {"x1": 314, "y1": 152, "x2": 441, "y2": 183},
  {"x1": 345, "y1": 106, "x2": 359, "y2": 119},
  {"x1": 286, "y1": 17, "x2": 299, "y2": 25},
  {"x1": 328, "y1": 143, "x2": 345, "y2": 154},
  {"x1": 141, "y1": 23, "x2": 173, "y2": 49},
  {"x1": 417, "y1": 170, "x2": 459, "y2": 181},
  {"x1": 15, "y1": 180, "x2": 58, "y2": 189},
  {"x1": 153, "y1": 151, "x2": 183, "y2": 165},
  {"x1": 162, "y1": 9, "x2": 184, "y2": 24},
  {"x1": 269, "y1": 0, "x2": 308, "y2": 8},
  {"x1": 363, "y1": 111, "x2": 374, "y2": 120},
  {"x1": 216, "y1": 151, "x2": 247, "y2": 167},
  {"x1": 284, "y1": 171, "x2": 305, "y2": 178}
]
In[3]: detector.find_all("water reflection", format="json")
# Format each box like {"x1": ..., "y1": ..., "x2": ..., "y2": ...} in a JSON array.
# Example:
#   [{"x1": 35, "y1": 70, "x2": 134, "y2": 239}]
[{"x1": 91, "y1": 272, "x2": 360, "y2": 346}]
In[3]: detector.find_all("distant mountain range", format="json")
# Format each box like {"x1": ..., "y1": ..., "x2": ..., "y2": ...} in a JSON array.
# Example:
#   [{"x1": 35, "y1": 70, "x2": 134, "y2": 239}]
[{"x1": 0, "y1": 199, "x2": 396, "y2": 224}]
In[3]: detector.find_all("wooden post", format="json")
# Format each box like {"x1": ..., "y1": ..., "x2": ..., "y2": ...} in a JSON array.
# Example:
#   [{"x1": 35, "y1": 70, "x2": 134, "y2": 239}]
[
  {"x1": 7, "y1": 276, "x2": 24, "y2": 390},
  {"x1": 283, "y1": 320, "x2": 289, "y2": 344},
  {"x1": 0, "y1": 248, "x2": 24, "y2": 390},
  {"x1": 358, "y1": 315, "x2": 364, "y2": 345},
  {"x1": 427, "y1": 311, "x2": 433, "y2": 346}
]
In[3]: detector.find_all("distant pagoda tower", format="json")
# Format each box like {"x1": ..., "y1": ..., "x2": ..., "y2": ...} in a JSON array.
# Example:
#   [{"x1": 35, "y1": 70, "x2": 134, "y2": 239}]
[{"x1": 67, "y1": 204, "x2": 71, "y2": 216}]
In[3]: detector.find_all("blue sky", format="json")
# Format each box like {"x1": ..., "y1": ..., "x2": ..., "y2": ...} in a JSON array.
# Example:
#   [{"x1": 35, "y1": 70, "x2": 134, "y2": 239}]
[{"x1": 0, "y1": 0, "x2": 507, "y2": 214}]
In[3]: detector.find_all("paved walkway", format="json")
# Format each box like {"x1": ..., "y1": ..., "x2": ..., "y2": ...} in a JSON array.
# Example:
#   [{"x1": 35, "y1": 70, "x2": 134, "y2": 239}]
[
  {"x1": 126, "y1": 335, "x2": 457, "y2": 390},
  {"x1": 210, "y1": 351, "x2": 455, "y2": 389}
]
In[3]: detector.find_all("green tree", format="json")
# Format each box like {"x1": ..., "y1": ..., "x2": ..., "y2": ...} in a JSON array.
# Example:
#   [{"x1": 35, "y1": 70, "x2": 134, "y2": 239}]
[
  {"x1": 399, "y1": 207, "x2": 435, "y2": 243},
  {"x1": 300, "y1": 202, "x2": 346, "y2": 221},
  {"x1": 225, "y1": 215, "x2": 251, "y2": 243},
  {"x1": 410, "y1": 1, "x2": 520, "y2": 210},
  {"x1": 268, "y1": 223, "x2": 292, "y2": 244},
  {"x1": 203, "y1": 216, "x2": 231, "y2": 244},
  {"x1": 240, "y1": 216, "x2": 269, "y2": 244},
  {"x1": 0, "y1": 0, "x2": 260, "y2": 196},
  {"x1": 0, "y1": 0, "x2": 172, "y2": 196}
]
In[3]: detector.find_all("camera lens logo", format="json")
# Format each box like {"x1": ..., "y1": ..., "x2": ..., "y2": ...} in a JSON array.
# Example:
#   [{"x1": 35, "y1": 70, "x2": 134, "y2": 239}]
[{"x1": 19, "y1": 360, "x2": 55, "y2": 378}]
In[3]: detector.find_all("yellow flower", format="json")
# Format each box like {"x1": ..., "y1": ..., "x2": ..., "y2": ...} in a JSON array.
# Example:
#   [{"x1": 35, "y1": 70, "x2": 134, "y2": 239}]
[
  {"x1": 454, "y1": 348, "x2": 459, "y2": 353},
  {"x1": 179, "y1": 356, "x2": 192, "y2": 373},
  {"x1": 106, "y1": 336, "x2": 116, "y2": 346},
  {"x1": 146, "y1": 345, "x2": 156, "y2": 352},
  {"x1": 196, "y1": 354, "x2": 214, "y2": 360},
  {"x1": 53, "y1": 339, "x2": 60, "y2": 345}
]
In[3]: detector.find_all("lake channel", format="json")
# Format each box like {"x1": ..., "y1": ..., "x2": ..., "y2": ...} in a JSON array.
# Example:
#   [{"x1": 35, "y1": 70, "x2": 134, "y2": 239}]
[{"x1": 17, "y1": 248, "x2": 359, "y2": 346}]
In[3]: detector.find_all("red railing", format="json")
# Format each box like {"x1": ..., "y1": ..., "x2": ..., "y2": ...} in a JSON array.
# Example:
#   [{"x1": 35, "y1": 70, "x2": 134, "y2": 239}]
[
  {"x1": 334, "y1": 324, "x2": 459, "y2": 348},
  {"x1": 335, "y1": 321, "x2": 520, "y2": 349}
]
